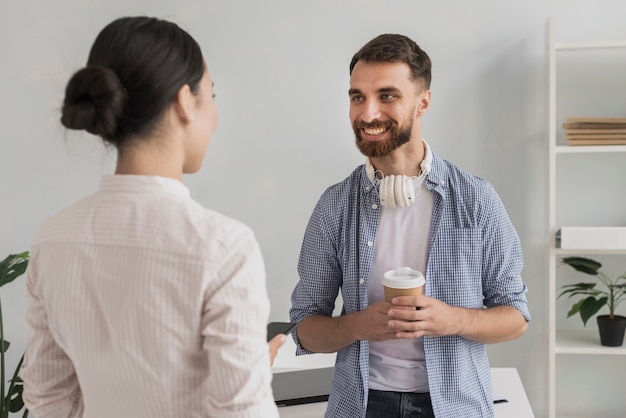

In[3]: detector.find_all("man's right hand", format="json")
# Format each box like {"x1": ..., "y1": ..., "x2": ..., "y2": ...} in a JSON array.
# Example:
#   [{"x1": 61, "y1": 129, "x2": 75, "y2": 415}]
[
  {"x1": 296, "y1": 300, "x2": 400, "y2": 353},
  {"x1": 350, "y1": 300, "x2": 402, "y2": 342}
]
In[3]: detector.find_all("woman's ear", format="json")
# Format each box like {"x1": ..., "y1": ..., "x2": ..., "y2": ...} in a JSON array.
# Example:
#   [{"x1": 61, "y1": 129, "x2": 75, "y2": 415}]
[{"x1": 173, "y1": 84, "x2": 195, "y2": 123}]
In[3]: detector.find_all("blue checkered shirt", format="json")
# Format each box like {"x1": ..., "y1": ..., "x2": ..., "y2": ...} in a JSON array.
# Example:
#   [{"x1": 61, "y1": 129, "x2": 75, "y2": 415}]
[{"x1": 290, "y1": 151, "x2": 530, "y2": 418}]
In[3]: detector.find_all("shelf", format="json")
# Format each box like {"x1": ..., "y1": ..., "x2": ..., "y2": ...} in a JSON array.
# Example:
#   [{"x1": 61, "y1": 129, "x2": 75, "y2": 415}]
[
  {"x1": 546, "y1": 18, "x2": 626, "y2": 418},
  {"x1": 554, "y1": 248, "x2": 626, "y2": 255},
  {"x1": 555, "y1": 39, "x2": 626, "y2": 50},
  {"x1": 547, "y1": 17, "x2": 626, "y2": 417},
  {"x1": 556, "y1": 330, "x2": 626, "y2": 355},
  {"x1": 555, "y1": 145, "x2": 626, "y2": 153}
]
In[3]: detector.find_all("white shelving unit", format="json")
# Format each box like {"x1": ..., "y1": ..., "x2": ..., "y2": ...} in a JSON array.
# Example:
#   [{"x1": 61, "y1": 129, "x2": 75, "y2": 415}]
[{"x1": 547, "y1": 18, "x2": 626, "y2": 418}]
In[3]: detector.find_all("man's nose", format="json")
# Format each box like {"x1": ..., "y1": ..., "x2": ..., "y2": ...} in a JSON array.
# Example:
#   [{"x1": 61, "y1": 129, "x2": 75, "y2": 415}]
[{"x1": 361, "y1": 101, "x2": 382, "y2": 123}]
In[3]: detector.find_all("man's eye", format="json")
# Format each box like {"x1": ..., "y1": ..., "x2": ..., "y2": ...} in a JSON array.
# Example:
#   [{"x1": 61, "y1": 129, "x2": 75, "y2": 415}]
[
  {"x1": 351, "y1": 96, "x2": 364, "y2": 103},
  {"x1": 381, "y1": 94, "x2": 395, "y2": 100}
]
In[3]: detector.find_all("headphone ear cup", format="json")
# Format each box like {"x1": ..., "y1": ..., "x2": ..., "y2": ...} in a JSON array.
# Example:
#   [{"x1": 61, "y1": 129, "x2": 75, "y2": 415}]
[
  {"x1": 394, "y1": 175, "x2": 406, "y2": 208},
  {"x1": 400, "y1": 176, "x2": 416, "y2": 208},
  {"x1": 380, "y1": 176, "x2": 397, "y2": 209},
  {"x1": 378, "y1": 175, "x2": 417, "y2": 209}
]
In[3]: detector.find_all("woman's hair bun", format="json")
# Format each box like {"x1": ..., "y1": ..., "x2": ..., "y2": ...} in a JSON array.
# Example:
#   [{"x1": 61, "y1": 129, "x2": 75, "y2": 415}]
[{"x1": 61, "y1": 66, "x2": 128, "y2": 141}]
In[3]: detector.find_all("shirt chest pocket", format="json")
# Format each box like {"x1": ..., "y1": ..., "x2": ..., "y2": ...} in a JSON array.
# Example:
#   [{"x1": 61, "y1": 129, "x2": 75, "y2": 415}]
[{"x1": 429, "y1": 227, "x2": 484, "y2": 308}]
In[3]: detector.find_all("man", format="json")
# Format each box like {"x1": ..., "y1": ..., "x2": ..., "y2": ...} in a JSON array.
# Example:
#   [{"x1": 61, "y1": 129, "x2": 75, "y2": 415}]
[{"x1": 289, "y1": 34, "x2": 530, "y2": 418}]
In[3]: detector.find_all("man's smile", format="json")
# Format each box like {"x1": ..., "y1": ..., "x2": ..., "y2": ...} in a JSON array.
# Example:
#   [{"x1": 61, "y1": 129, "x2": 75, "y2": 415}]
[{"x1": 363, "y1": 126, "x2": 389, "y2": 136}]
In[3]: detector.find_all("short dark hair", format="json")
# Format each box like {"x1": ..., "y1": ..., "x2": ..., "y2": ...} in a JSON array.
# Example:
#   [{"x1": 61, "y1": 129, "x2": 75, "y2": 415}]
[
  {"x1": 61, "y1": 16, "x2": 205, "y2": 147},
  {"x1": 349, "y1": 34, "x2": 431, "y2": 89}
]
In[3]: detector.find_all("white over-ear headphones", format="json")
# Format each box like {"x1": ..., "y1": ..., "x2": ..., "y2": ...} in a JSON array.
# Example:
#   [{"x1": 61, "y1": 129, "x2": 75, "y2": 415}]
[{"x1": 365, "y1": 142, "x2": 432, "y2": 209}]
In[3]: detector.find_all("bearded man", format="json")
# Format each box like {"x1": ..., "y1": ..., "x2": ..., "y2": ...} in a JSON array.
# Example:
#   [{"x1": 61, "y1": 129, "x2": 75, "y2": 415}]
[{"x1": 289, "y1": 33, "x2": 530, "y2": 418}]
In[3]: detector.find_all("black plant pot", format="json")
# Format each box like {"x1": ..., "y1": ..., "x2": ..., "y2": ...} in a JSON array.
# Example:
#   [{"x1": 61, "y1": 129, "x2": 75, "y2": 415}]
[{"x1": 596, "y1": 315, "x2": 626, "y2": 347}]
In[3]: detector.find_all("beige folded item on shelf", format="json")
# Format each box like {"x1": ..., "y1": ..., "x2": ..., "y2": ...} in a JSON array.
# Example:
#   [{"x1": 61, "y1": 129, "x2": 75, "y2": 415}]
[
  {"x1": 563, "y1": 128, "x2": 626, "y2": 134},
  {"x1": 564, "y1": 116, "x2": 626, "y2": 123},
  {"x1": 566, "y1": 138, "x2": 626, "y2": 145},
  {"x1": 563, "y1": 117, "x2": 626, "y2": 144},
  {"x1": 563, "y1": 117, "x2": 626, "y2": 130},
  {"x1": 565, "y1": 133, "x2": 626, "y2": 139}
]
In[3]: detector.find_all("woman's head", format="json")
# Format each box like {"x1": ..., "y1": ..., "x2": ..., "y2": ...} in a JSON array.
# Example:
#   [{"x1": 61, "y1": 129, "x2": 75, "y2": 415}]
[{"x1": 61, "y1": 16, "x2": 206, "y2": 150}]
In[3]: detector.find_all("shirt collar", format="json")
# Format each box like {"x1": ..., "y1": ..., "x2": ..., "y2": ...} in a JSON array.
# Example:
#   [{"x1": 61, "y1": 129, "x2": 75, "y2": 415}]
[{"x1": 98, "y1": 175, "x2": 191, "y2": 198}]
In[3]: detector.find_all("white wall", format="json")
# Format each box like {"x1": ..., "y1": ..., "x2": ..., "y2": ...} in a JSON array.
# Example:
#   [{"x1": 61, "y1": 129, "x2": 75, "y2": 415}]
[{"x1": 2, "y1": 1, "x2": 626, "y2": 417}]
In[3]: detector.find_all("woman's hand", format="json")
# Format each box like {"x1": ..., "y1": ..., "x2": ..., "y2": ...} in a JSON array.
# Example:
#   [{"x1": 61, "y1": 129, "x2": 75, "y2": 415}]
[{"x1": 268, "y1": 334, "x2": 287, "y2": 366}]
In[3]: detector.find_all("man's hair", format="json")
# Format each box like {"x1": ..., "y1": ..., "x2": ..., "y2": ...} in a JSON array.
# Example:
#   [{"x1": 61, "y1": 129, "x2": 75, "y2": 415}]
[{"x1": 349, "y1": 34, "x2": 431, "y2": 89}]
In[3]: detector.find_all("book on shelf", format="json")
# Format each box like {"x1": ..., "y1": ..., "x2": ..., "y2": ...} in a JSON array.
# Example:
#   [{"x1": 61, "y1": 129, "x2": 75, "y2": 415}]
[{"x1": 562, "y1": 117, "x2": 626, "y2": 145}]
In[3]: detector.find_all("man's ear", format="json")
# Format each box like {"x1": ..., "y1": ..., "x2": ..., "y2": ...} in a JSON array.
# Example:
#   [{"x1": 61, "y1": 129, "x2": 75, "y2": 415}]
[
  {"x1": 416, "y1": 90, "x2": 431, "y2": 116},
  {"x1": 173, "y1": 84, "x2": 195, "y2": 123}
]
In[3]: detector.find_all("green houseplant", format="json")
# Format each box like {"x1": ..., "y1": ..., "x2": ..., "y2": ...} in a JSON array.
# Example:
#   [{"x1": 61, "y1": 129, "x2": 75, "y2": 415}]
[
  {"x1": 558, "y1": 256, "x2": 626, "y2": 347},
  {"x1": 0, "y1": 251, "x2": 29, "y2": 417}
]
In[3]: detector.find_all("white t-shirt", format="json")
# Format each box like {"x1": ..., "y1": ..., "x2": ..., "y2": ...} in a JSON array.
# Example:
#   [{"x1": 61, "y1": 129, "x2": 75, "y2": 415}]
[{"x1": 367, "y1": 171, "x2": 434, "y2": 393}]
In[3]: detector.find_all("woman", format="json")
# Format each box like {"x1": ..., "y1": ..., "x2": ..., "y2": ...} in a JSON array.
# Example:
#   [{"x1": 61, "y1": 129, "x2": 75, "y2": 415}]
[{"x1": 22, "y1": 16, "x2": 282, "y2": 418}]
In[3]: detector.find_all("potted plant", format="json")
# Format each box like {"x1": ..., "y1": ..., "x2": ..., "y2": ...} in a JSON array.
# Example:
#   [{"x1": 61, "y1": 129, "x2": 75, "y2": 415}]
[
  {"x1": 0, "y1": 251, "x2": 29, "y2": 417},
  {"x1": 558, "y1": 256, "x2": 626, "y2": 347}
]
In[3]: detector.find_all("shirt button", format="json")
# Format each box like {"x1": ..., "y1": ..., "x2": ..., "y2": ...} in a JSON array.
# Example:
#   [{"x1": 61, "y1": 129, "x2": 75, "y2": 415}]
[
  {"x1": 359, "y1": 278, "x2": 365, "y2": 285},
  {"x1": 367, "y1": 241, "x2": 373, "y2": 247},
  {"x1": 371, "y1": 203, "x2": 378, "y2": 209}
]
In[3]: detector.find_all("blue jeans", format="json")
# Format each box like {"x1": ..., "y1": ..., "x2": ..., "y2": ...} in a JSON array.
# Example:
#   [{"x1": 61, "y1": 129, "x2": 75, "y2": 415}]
[{"x1": 365, "y1": 389, "x2": 434, "y2": 418}]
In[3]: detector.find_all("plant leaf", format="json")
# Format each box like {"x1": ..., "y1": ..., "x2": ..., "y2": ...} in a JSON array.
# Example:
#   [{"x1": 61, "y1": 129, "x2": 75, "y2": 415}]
[
  {"x1": 579, "y1": 296, "x2": 607, "y2": 326},
  {"x1": 560, "y1": 257, "x2": 602, "y2": 275},
  {"x1": 8, "y1": 383, "x2": 25, "y2": 413},
  {"x1": 5, "y1": 353, "x2": 26, "y2": 415},
  {"x1": 0, "y1": 252, "x2": 29, "y2": 288},
  {"x1": 566, "y1": 298, "x2": 585, "y2": 317},
  {"x1": 557, "y1": 282, "x2": 598, "y2": 299}
]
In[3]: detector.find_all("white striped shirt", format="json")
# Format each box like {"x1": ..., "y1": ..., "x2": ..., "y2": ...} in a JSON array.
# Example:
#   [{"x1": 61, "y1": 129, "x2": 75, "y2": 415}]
[{"x1": 22, "y1": 175, "x2": 279, "y2": 418}]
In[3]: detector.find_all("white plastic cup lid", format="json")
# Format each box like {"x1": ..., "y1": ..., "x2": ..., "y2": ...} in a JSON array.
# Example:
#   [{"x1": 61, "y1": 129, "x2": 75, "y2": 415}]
[{"x1": 382, "y1": 266, "x2": 425, "y2": 289}]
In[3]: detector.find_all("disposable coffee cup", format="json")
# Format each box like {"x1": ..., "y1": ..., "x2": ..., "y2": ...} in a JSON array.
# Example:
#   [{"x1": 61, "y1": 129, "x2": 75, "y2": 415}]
[{"x1": 382, "y1": 267, "x2": 425, "y2": 302}]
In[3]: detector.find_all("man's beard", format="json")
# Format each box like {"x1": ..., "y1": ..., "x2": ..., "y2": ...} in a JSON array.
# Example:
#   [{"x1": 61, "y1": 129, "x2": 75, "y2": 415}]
[{"x1": 353, "y1": 116, "x2": 414, "y2": 158}]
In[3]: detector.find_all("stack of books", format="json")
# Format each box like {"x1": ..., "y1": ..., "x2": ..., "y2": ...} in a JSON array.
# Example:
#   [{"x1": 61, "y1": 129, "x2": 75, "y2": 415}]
[{"x1": 562, "y1": 117, "x2": 626, "y2": 145}]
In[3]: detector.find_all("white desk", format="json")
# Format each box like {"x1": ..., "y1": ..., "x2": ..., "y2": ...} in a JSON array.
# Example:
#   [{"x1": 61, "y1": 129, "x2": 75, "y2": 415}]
[
  {"x1": 490, "y1": 368, "x2": 535, "y2": 418},
  {"x1": 273, "y1": 339, "x2": 533, "y2": 417},
  {"x1": 277, "y1": 368, "x2": 534, "y2": 418}
]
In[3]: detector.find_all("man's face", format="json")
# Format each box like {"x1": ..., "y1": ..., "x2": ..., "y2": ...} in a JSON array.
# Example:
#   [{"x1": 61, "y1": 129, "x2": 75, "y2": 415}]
[{"x1": 349, "y1": 61, "x2": 427, "y2": 158}]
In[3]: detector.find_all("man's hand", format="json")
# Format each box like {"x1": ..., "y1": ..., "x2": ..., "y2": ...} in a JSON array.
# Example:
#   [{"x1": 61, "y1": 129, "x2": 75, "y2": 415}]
[
  {"x1": 297, "y1": 294, "x2": 527, "y2": 353},
  {"x1": 386, "y1": 295, "x2": 528, "y2": 343},
  {"x1": 349, "y1": 300, "x2": 402, "y2": 342},
  {"x1": 386, "y1": 295, "x2": 460, "y2": 338},
  {"x1": 296, "y1": 300, "x2": 400, "y2": 353}
]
